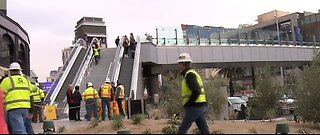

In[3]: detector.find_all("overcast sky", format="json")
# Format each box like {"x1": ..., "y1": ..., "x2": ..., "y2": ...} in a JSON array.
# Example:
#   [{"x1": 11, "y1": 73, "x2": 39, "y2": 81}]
[{"x1": 6, "y1": 0, "x2": 320, "y2": 82}]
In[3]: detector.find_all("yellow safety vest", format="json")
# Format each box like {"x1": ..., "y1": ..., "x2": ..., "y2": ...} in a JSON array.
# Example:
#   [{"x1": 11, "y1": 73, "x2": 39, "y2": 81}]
[
  {"x1": 94, "y1": 48, "x2": 99, "y2": 56},
  {"x1": 181, "y1": 69, "x2": 206, "y2": 106},
  {"x1": 0, "y1": 75, "x2": 32, "y2": 111},
  {"x1": 82, "y1": 87, "x2": 99, "y2": 100},
  {"x1": 31, "y1": 86, "x2": 45, "y2": 103},
  {"x1": 100, "y1": 83, "x2": 111, "y2": 98}
]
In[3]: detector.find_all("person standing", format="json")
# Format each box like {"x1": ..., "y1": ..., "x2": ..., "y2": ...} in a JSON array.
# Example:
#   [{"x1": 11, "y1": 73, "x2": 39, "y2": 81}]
[
  {"x1": 129, "y1": 33, "x2": 137, "y2": 59},
  {"x1": 66, "y1": 84, "x2": 75, "y2": 121},
  {"x1": 82, "y1": 82, "x2": 99, "y2": 121},
  {"x1": 115, "y1": 82, "x2": 125, "y2": 117},
  {"x1": 0, "y1": 89, "x2": 8, "y2": 134},
  {"x1": 122, "y1": 35, "x2": 130, "y2": 57},
  {"x1": 73, "y1": 86, "x2": 82, "y2": 121},
  {"x1": 0, "y1": 62, "x2": 34, "y2": 134},
  {"x1": 177, "y1": 53, "x2": 209, "y2": 134},
  {"x1": 99, "y1": 78, "x2": 112, "y2": 121},
  {"x1": 31, "y1": 83, "x2": 45, "y2": 123},
  {"x1": 115, "y1": 36, "x2": 120, "y2": 47}
]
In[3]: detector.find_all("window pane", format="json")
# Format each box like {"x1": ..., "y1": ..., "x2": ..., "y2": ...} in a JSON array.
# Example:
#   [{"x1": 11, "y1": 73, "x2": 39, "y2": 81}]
[
  {"x1": 305, "y1": 16, "x2": 310, "y2": 24},
  {"x1": 311, "y1": 15, "x2": 316, "y2": 23}
]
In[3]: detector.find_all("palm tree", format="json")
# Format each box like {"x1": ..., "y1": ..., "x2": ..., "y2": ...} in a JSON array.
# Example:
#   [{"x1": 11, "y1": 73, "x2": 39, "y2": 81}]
[{"x1": 217, "y1": 68, "x2": 245, "y2": 97}]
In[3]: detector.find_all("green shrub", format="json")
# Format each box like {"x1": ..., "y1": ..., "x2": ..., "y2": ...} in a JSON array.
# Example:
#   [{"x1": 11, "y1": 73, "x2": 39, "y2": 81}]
[
  {"x1": 57, "y1": 126, "x2": 66, "y2": 133},
  {"x1": 112, "y1": 115, "x2": 123, "y2": 130},
  {"x1": 142, "y1": 128, "x2": 152, "y2": 134},
  {"x1": 89, "y1": 119, "x2": 99, "y2": 128},
  {"x1": 162, "y1": 125, "x2": 178, "y2": 134},
  {"x1": 132, "y1": 114, "x2": 145, "y2": 124},
  {"x1": 167, "y1": 114, "x2": 181, "y2": 125},
  {"x1": 248, "y1": 128, "x2": 258, "y2": 134}
]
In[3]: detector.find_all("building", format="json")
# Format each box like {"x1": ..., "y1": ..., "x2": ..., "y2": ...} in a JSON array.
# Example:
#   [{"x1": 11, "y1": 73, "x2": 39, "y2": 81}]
[
  {"x1": 62, "y1": 46, "x2": 73, "y2": 64},
  {"x1": 46, "y1": 67, "x2": 62, "y2": 82},
  {"x1": 181, "y1": 24, "x2": 236, "y2": 44},
  {"x1": 74, "y1": 17, "x2": 107, "y2": 48},
  {"x1": 0, "y1": 0, "x2": 31, "y2": 76},
  {"x1": 299, "y1": 10, "x2": 320, "y2": 43},
  {"x1": 257, "y1": 10, "x2": 289, "y2": 24}
]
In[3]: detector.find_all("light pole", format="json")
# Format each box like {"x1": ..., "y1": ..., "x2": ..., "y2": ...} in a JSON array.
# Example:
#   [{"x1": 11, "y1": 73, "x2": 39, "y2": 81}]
[{"x1": 275, "y1": 10, "x2": 281, "y2": 45}]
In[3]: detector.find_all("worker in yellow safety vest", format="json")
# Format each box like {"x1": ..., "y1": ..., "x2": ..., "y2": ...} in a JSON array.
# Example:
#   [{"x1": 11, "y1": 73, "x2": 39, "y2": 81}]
[
  {"x1": 177, "y1": 53, "x2": 209, "y2": 134},
  {"x1": 31, "y1": 83, "x2": 45, "y2": 123},
  {"x1": 0, "y1": 62, "x2": 34, "y2": 134},
  {"x1": 99, "y1": 78, "x2": 112, "y2": 120},
  {"x1": 93, "y1": 45, "x2": 100, "y2": 65},
  {"x1": 82, "y1": 82, "x2": 99, "y2": 121},
  {"x1": 115, "y1": 82, "x2": 125, "y2": 116}
]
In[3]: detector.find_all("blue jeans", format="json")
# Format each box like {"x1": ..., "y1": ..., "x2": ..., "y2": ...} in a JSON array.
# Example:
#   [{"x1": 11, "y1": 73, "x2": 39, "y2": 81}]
[
  {"x1": 25, "y1": 118, "x2": 34, "y2": 134},
  {"x1": 178, "y1": 105, "x2": 210, "y2": 134},
  {"x1": 101, "y1": 98, "x2": 111, "y2": 120},
  {"x1": 7, "y1": 109, "x2": 31, "y2": 134},
  {"x1": 85, "y1": 99, "x2": 98, "y2": 121}
]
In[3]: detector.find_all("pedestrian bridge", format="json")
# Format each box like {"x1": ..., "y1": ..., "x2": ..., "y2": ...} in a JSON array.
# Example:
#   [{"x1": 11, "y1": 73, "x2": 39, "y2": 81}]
[{"x1": 140, "y1": 42, "x2": 318, "y2": 70}]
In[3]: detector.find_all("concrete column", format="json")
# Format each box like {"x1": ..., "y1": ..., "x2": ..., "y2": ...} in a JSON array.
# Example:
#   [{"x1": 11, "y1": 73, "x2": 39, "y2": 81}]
[{"x1": 148, "y1": 75, "x2": 160, "y2": 105}]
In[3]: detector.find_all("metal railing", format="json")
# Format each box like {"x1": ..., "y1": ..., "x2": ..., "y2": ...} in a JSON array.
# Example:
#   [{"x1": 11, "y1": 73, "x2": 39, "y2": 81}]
[
  {"x1": 110, "y1": 40, "x2": 124, "y2": 83},
  {"x1": 44, "y1": 39, "x2": 85, "y2": 104},
  {"x1": 130, "y1": 36, "x2": 141, "y2": 100},
  {"x1": 48, "y1": 39, "x2": 86, "y2": 105}
]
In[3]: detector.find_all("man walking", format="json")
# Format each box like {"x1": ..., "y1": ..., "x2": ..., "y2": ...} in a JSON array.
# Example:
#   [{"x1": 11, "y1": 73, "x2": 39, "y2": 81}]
[
  {"x1": 31, "y1": 83, "x2": 45, "y2": 123},
  {"x1": 115, "y1": 36, "x2": 120, "y2": 47},
  {"x1": 99, "y1": 78, "x2": 112, "y2": 120},
  {"x1": 177, "y1": 53, "x2": 209, "y2": 134},
  {"x1": 115, "y1": 82, "x2": 125, "y2": 117},
  {"x1": 82, "y1": 82, "x2": 99, "y2": 121},
  {"x1": 0, "y1": 62, "x2": 34, "y2": 134}
]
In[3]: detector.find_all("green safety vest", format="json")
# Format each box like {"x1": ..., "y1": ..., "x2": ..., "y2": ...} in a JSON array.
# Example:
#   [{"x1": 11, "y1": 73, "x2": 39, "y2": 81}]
[
  {"x1": 181, "y1": 69, "x2": 206, "y2": 106},
  {"x1": 0, "y1": 75, "x2": 31, "y2": 111},
  {"x1": 82, "y1": 87, "x2": 99, "y2": 100},
  {"x1": 94, "y1": 48, "x2": 99, "y2": 56},
  {"x1": 31, "y1": 85, "x2": 45, "y2": 103}
]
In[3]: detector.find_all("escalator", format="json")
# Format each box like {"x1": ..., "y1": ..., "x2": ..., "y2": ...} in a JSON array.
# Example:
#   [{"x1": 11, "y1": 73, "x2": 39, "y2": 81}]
[
  {"x1": 54, "y1": 48, "x2": 86, "y2": 113},
  {"x1": 118, "y1": 56, "x2": 134, "y2": 97}
]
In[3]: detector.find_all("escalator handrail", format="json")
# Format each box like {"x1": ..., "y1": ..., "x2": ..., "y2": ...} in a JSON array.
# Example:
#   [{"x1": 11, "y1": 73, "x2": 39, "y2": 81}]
[
  {"x1": 49, "y1": 44, "x2": 84, "y2": 105},
  {"x1": 111, "y1": 40, "x2": 124, "y2": 83},
  {"x1": 130, "y1": 36, "x2": 141, "y2": 100},
  {"x1": 44, "y1": 38, "x2": 85, "y2": 103}
]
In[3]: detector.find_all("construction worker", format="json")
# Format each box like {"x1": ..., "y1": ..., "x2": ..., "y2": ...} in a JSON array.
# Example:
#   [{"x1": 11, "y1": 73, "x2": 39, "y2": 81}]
[
  {"x1": 93, "y1": 45, "x2": 100, "y2": 65},
  {"x1": 82, "y1": 82, "x2": 99, "y2": 121},
  {"x1": 115, "y1": 82, "x2": 125, "y2": 117},
  {"x1": 177, "y1": 53, "x2": 209, "y2": 134},
  {"x1": 99, "y1": 78, "x2": 112, "y2": 120},
  {"x1": 31, "y1": 83, "x2": 45, "y2": 123},
  {"x1": 0, "y1": 62, "x2": 34, "y2": 134}
]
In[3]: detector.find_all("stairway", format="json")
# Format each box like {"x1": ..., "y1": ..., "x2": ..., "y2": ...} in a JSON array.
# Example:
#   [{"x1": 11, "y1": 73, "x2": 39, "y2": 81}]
[{"x1": 79, "y1": 48, "x2": 116, "y2": 117}]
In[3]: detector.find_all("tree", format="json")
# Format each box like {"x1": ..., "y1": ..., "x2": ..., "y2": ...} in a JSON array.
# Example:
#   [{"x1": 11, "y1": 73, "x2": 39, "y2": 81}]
[
  {"x1": 295, "y1": 51, "x2": 320, "y2": 123},
  {"x1": 217, "y1": 68, "x2": 245, "y2": 97},
  {"x1": 254, "y1": 67, "x2": 283, "y2": 119}
]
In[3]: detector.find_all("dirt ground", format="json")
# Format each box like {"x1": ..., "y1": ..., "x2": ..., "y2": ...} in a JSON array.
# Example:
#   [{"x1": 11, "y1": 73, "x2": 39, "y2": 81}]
[{"x1": 63, "y1": 119, "x2": 320, "y2": 134}]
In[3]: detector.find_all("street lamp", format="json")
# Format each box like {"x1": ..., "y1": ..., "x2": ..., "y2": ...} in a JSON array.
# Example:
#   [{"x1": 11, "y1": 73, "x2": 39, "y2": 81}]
[{"x1": 275, "y1": 10, "x2": 281, "y2": 45}]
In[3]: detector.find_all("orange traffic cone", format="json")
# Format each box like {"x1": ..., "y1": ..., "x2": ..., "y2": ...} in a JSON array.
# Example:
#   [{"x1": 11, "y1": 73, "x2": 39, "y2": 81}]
[{"x1": 0, "y1": 90, "x2": 8, "y2": 134}]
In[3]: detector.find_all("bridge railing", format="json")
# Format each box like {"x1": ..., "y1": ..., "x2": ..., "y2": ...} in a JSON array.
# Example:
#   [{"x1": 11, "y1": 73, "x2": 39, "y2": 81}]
[{"x1": 141, "y1": 28, "x2": 320, "y2": 46}]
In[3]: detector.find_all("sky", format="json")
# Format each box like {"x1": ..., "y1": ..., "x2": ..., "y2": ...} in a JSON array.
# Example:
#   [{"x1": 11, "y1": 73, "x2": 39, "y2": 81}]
[{"x1": 6, "y1": 0, "x2": 320, "y2": 82}]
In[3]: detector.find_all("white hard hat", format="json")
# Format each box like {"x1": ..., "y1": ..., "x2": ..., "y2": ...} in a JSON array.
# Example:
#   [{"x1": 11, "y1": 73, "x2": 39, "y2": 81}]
[
  {"x1": 177, "y1": 53, "x2": 192, "y2": 63},
  {"x1": 35, "y1": 83, "x2": 40, "y2": 86},
  {"x1": 9, "y1": 62, "x2": 22, "y2": 70},
  {"x1": 105, "y1": 78, "x2": 111, "y2": 83},
  {"x1": 87, "y1": 82, "x2": 93, "y2": 87}
]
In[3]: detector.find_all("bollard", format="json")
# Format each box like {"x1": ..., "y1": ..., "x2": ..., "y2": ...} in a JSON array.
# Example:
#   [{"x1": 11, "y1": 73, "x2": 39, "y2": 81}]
[
  {"x1": 43, "y1": 120, "x2": 55, "y2": 133},
  {"x1": 275, "y1": 122, "x2": 289, "y2": 134},
  {"x1": 117, "y1": 128, "x2": 130, "y2": 134}
]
